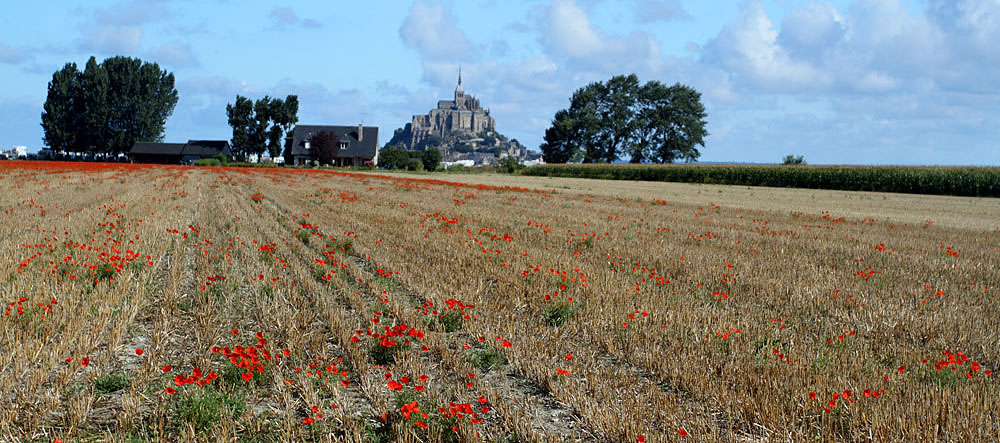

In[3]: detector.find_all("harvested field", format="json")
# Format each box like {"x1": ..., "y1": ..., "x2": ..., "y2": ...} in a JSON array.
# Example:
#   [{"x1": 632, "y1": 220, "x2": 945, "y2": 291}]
[{"x1": 1, "y1": 162, "x2": 998, "y2": 441}]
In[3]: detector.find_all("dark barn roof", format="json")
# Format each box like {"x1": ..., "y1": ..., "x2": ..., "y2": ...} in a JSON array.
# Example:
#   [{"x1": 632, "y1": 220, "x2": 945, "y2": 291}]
[
  {"x1": 128, "y1": 140, "x2": 232, "y2": 164},
  {"x1": 183, "y1": 140, "x2": 232, "y2": 157},
  {"x1": 288, "y1": 125, "x2": 379, "y2": 160},
  {"x1": 130, "y1": 142, "x2": 185, "y2": 156}
]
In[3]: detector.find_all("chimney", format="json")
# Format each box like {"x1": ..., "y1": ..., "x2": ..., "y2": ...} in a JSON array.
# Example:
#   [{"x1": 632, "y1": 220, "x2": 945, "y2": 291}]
[{"x1": 358, "y1": 124, "x2": 363, "y2": 142}]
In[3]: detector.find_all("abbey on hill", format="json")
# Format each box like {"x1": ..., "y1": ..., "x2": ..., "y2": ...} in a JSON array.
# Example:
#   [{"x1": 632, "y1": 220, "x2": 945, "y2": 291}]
[
  {"x1": 409, "y1": 69, "x2": 495, "y2": 147},
  {"x1": 386, "y1": 70, "x2": 532, "y2": 165}
]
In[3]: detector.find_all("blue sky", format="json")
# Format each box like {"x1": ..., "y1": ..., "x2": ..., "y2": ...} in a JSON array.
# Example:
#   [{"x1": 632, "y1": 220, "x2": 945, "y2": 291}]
[{"x1": 1, "y1": 0, "x2": 998, "y2": 165}]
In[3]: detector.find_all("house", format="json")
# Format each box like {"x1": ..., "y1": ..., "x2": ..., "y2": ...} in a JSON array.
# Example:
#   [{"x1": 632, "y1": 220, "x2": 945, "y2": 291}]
[
  {"x1": 128, "y1": 140, "x2": 232, "y2": 164},
  {"x1": 285, "y1": 124, "x2": 379, "y2": 166}
]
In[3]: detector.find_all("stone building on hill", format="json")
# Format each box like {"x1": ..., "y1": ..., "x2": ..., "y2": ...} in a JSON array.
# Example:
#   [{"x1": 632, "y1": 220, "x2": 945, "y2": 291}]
[{"x1": 410, "y1": 70, "x2": 495, "y2": 147}]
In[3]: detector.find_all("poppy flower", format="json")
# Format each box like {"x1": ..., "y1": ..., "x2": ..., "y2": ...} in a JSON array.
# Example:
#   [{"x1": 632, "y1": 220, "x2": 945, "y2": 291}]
[
  {"x1": 80, "y1": 357, "x2": 89, "y2": 367},
  {"x1": 135, "y1": 348, "x2": 143, "y2": 356},
  {"x1": 678, "y1": 428, "x2": 688, "y2": 437}
]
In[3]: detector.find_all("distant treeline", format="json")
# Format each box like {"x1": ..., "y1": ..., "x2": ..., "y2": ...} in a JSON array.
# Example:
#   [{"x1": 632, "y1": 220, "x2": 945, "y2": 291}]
[{"x1": 521, "y1": 164, "x2": 1000, "y2": 197}]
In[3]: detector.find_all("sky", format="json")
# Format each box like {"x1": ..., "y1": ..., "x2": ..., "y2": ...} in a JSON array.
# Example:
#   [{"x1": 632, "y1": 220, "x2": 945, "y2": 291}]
[{"x1": 1, "y1": 0, "x2": 998, "y2": 165}]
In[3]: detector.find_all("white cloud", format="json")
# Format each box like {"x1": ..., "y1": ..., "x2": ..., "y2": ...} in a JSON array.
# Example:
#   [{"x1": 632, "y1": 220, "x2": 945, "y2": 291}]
[
  {"x1": 777, "y1": 1, "x2": 845, "y2": 60},
  {"x1": 0, "y1": 43, "x2": 28, "y2": 64},
  {"x1": 92, "y1": 0, "x2": 172, "y2": 26},
  {"x1": 631, "y1": 0, "x2": 689, "y2": 23},
  {"x1": 269, "y1": 7, "x2": 323, "y2": 29},
  {"x1": 146, "y1": 41, "x2": 199, "y2": 68},
  {"x1": 75, "y1": 0, "x2": 170, "y2": 54},
  {"x1": 541, "y1": 0, "x2": 662, "y2": 72},
  {"x1": 79, "y1": 25, "x2": 144, "y2": 53},
  {"x1": 701, "y1": 1, "x2": 830, "y2": 92},
  {"x1": 399, "y1": 1, "x2": 475, "y2": 60}
]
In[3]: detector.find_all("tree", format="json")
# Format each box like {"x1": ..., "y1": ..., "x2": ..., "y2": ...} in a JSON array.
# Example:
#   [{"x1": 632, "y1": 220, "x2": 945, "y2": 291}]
[
  {"x1": 227, "y1": 94, "x2": 298, "y2": 161},
  {"x1": 268, "y1": 95, "x2": 298, "y2": 158},
  {"x1": 655, "y1": 83, "x2": 707, "y2": 163},
  {"x1": 379, "y1": 146, "x2": 410, "y2": 170},
  {"x1": 80, "y1": 57, "x2": 109, "y2": 155},
  {"x1": 226, "y1": 95, "x2": 253, "y2": 161},
  {"x1": 101, "y1": 56, "x2": 178, "y2": 155},
  {"x1": 540, "y1": 74, "x2": 707, "y2": 164},
  {"x1": 310, "y1": 130, "x2": 339, "y2": 165},
  {"x1": 247, "y1": 96, "x2": 272, "y2": 159},
  {"x1": 596, "y1": 74, "x2": 640, "y2": 163},
  {"x1": 540, "y1": 109, "x2": 579, "y2": 163},
  {"x1": 421, "y1": 147, "x2": 442, "y2": 171},
  {"x1": 41, "y1": 62, "x2": 82, "y2": 154},
  {"x1": 40, "y1": 56, "x2": 177, "y2": 155},
  {"x1": 782, "y1": 155, "x2": 805, "y2": 165}
]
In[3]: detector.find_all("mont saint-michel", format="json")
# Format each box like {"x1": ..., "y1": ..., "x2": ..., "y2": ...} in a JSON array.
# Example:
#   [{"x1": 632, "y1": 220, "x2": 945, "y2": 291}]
[
  {"x1": 386, "y1": 71, "x2": 529, "y2": 165},
  {"x1": 410, "y1": 70, "x2": 495, "y2": 147}
]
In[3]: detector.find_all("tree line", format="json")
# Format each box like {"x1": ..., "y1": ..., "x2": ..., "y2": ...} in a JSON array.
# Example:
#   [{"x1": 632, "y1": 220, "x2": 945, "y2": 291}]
[
  {"x1": 225, "y1": 95, "x2": 298, "y2": 162},
  {"x1": 540, "y1": 74, "x2": 707, "y2": 164},
  {"x1": 41, "y1": 56, "x2": 178, "y2": 156}
]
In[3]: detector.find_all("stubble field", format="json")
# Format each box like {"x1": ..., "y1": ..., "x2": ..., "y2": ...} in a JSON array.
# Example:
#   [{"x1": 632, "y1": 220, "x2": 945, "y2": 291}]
[{"x1": 1, "y1": 161, "x2": 998, "y2": 442}]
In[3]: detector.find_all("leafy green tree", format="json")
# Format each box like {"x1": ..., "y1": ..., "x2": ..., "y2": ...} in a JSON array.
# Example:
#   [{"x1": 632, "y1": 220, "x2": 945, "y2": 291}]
[
  {"x1": 226, "y1": 95, "x2": 253, "y2": 161},
  {"x1": 228, "y1": 94, "x2": 298, "y2": 161},
  {"x1": 379, "y1": 146, "x2": 410, "y2": 170},
  {"x1": 569, "y1": 84, "x2": 603, "y2": 163},
  {"x1": 421, "y1": 147, "x2": 442, "y2": 171},
  {"x1": 40, "y1": 56, "x2": 177, "y2": 155},
  {"x1": 541, "y1": 74, "x2": 707, "y2": 164},
  {"x1": 651, "y1": 84, "x2": 707, "y2": 163},
  {"x1": 101, "y1": 56, "x2": 178, "y2": 155},
  {"x1": 596, "y1": 74, "x2": 640, "y2": 163},
  {"x1": 80, "y1": 57, "x2": 110, "y2": 154},
  {"x1": 247, "y1": 96, "x2": 272, "y2": 159},
  {"x1": 310, "y1": 130, "x2": 339, "y2": 165},
  {"x1": 268, "y1": 95, "x2": 298, "y2": 158},
  {"x1": 782, "y1": 155, "x2": 805, "y2": 165},
  {"x1": 41, "y1": 63, "x2": 82, "y2": 154},
  {"x1": 539, "y1": 109, "x2": 579, "y2": 163}
]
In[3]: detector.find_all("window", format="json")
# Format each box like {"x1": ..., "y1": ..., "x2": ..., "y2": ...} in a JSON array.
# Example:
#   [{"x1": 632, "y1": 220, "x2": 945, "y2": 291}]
[{"x1": 340, "y1": 142, "x2": 348, "y2": 150}]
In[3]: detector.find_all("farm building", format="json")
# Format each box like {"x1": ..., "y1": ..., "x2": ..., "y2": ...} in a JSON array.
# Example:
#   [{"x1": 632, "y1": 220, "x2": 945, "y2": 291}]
[
  {"x1": 285, "y1": 124, "x2": 379, "y2": 166},
  {"x1": 129, "y1": 140, "x2": 232, "y2": 164}
]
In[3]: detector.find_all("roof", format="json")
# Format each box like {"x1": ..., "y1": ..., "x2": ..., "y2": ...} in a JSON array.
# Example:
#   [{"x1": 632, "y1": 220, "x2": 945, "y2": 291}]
[
  {"x1": 183, "y1": 140, "x2": 232, "y2": 157},
  {"x1": 129, "y1": 142, "x2": 185, "y2": 155},
  {"x1": 288, "y1": 125, "x2": 379, "y2": 159},
  {"x1": 128, "y1": 140, "x2": 231, "y2": 157}
]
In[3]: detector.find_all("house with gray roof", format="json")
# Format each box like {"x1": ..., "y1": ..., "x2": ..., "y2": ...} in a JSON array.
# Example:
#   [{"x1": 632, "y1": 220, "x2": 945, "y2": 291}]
[
  {"x1": 285, "y1": 124, "x2": 379, "y2": 166},
  {"x1": 128, "y1": 140, "x2": 232, "y2": 164}
]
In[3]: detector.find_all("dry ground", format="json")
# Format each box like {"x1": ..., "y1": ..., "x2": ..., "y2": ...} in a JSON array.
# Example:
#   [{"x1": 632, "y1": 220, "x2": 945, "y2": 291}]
[{"x1": 1, "y1": 163, "x2": 997, "y2": 442}]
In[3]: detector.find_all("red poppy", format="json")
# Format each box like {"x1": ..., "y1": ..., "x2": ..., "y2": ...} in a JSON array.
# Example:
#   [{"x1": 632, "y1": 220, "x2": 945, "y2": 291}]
[
  {"x1": 162, "y1": 365, "x2": 171, "y2": 372},
  {"x1": 80, "y1": 357, "x2": 89, "y2": 367},
  {"x1": 135, "y1": 348, "x2": 143, "y2": 356},
  {"x1": 679, "y1": 428, "x2": 688, "y2": 437}
]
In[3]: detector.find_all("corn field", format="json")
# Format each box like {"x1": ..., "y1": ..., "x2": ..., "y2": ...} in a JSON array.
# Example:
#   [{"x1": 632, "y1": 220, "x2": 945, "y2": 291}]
[{"x1": 521, "y1": 164, "x2": 1000, "y2": 197}]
